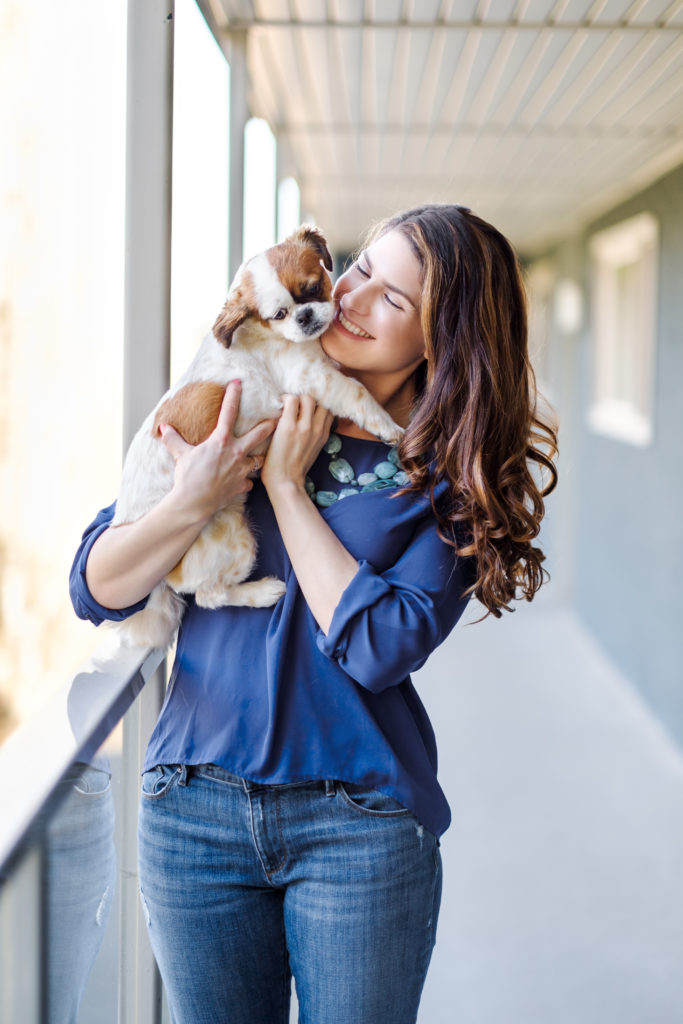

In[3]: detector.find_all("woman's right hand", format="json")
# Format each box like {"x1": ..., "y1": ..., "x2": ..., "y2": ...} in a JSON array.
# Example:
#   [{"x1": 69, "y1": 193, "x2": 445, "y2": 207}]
[
  {"x1": 160, "y1": 380, "x2": 278, "y2": 522},
  {"x1": 85, "y1": 381, "x2": 278, "y2": 611}
]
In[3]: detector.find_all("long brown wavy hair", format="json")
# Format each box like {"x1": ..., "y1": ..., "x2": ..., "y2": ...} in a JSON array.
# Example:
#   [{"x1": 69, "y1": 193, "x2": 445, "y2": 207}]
[{"x1": 365, "y1": 204, "x2": 558, "y2": 618}]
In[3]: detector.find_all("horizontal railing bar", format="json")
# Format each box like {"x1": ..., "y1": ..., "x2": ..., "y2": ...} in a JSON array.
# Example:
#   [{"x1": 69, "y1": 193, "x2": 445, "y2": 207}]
[{"x1": 0, "y1": 637, "x2": 164, "y2": 878}]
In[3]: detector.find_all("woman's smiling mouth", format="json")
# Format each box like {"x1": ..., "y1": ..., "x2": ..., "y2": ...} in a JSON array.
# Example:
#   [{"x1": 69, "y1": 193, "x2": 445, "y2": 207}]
[{"x1": 337, "y1": 308, "x2": 374, "y2": 339}]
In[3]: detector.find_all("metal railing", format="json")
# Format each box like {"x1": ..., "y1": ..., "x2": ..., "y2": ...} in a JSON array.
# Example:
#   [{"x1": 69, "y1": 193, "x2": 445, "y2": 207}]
[{"x1": 0, "y1": 638, "x2": 165, "y2": 1024}]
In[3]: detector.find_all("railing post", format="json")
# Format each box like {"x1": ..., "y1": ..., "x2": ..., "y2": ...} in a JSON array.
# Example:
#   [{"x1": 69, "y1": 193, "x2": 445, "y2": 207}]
[
  {"x1": 120, "y1": 1, "x2": 175, "y2": 1021},
  {"x1": 227, "y1": 29, "x2": 248, "y2": 282}
]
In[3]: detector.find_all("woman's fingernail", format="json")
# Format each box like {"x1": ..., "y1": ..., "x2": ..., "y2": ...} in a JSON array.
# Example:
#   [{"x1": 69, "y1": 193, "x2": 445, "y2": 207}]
[{"x1": 158, "y1": 423, "x2": 169, "y2": 436}]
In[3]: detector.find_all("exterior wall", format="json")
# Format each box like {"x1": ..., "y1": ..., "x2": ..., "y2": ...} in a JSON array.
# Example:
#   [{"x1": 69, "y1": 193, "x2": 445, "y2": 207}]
[{"x1": 539, "y1": 164, "x2": 683, "y2": 747}]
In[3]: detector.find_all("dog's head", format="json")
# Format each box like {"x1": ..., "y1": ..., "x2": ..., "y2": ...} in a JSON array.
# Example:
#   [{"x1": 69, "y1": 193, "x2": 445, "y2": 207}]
[{"x1": 212, "y1": 226, "x2": 334, "y2": 348}]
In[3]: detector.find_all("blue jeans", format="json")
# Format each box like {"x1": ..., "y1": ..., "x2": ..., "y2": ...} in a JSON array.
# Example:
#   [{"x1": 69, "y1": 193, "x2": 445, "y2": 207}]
[
  {"x1": 138, "y1": 764, "x2": 442, "y2": 1024},
  {"x1": 46, "y1": 764, "x2": 116, "y2": 1023}
]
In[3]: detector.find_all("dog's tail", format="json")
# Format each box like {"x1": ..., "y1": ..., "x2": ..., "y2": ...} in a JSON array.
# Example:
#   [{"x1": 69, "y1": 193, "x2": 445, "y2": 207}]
[{"x1": 115, "y1": 584, "x2": 186, "y2": 652}]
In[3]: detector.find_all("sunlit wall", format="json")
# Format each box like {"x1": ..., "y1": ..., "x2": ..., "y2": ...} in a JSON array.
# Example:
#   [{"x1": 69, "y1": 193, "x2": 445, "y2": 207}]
[{"x1": 0, "y1": 0, "x2": 127, "y2": 732}]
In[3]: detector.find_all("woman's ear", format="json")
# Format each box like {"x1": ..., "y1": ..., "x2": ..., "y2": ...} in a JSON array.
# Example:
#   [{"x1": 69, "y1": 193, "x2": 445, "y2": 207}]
[{"x1": 212, "y1": 295, "x2": 250, "y2": 347}]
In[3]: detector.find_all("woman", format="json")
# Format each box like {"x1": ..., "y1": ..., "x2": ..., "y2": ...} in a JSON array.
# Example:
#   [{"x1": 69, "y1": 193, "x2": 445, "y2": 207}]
[{"x1": 70, "y1": 204, "x2": 557, "y2": 1024}]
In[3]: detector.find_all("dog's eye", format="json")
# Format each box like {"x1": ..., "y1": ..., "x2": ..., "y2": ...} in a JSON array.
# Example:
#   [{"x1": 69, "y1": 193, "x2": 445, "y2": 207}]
[{"x1": 272, "y1": 308, "x2": 288, "y2": 321}]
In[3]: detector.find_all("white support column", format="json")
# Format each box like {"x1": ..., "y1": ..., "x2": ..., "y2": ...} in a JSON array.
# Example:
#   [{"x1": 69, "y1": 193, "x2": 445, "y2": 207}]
[
  {"x1": 123, "y1": 1, "x2": 175, "y2": 442},
  {"x1": 120, "y1": 3, "x2": 174, "y2": 1022},
  {"x1": 227, "y1": 29, "x2": 248, "y2": 282}
]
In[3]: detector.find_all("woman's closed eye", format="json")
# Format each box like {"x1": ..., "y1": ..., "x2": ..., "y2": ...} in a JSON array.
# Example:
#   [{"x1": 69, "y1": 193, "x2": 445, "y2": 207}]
[{"x1": 356, "y1": 260, "x2": 403, "y2": 310}]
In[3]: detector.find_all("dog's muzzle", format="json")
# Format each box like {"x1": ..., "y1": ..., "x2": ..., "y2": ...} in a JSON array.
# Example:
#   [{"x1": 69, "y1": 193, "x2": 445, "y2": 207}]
[{"x1": 295, "y1": 303, "x2": 332, "y2": 337}]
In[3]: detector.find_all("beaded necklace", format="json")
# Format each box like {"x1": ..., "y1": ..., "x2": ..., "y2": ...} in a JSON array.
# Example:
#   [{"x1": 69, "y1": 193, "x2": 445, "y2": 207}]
[{"x1": 306, "y1": 432, "x2": 409, "y2": 508}]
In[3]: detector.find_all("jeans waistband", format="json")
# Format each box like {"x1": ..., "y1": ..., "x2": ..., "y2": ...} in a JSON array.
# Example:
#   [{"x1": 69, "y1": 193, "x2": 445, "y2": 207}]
[{"x1": 185, "y1": 763, "x2": 337, "y2": 797}]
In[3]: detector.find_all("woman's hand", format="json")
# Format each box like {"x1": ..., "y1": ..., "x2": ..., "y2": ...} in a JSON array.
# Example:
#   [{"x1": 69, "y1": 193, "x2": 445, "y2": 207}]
[
  {"x1": 260, "y1": 395, "x2": 334, "y2": 496},
  {"x1": 160, "y1": 380, "x2": 278, "y2": 522},
  {"x1": 85, "y1": 381, "x2": 277, "y2": 611},
  {"x1": 260, "y1": 395, "x2": 357, "y2": 633}
]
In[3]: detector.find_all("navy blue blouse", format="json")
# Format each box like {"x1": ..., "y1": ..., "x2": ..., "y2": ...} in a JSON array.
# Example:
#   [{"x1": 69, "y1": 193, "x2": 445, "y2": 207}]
[{"x1": 70, "y1": 433, "x2": 475, "y2": 837}]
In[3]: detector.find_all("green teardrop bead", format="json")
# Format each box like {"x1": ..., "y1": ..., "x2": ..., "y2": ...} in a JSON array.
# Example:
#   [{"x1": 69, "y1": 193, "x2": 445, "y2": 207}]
[
  {"x1": 315, "y1": 490, "x2": 338, "y2": 507},
  {"x1": 329, "y1": 458, "x2": 355, "y2": 483},
  {"x1": 323, "y1": 433, "x2": 342, "y2": 454},
  {"x1": 374, "y1": 461, "x2": 397, "y2": 480},
  {"x1": 361, "y1": 479, "x2": 396, "y2": 492}
]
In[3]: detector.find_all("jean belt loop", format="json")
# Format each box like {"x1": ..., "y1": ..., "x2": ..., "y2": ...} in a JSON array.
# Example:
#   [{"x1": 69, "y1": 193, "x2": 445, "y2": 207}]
[
  {"x1": 178, "y1": 764, "x2": 190, "y2": 787},
  {"x1": 325, "y1": 779, "x2": 336, "y2": 797}
]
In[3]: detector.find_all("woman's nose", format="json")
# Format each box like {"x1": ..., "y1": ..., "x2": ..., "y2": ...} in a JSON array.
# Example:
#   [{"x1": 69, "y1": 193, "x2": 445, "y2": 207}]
[{"x1": 334, "y1": 273, "x2": 367, "y2": 314}]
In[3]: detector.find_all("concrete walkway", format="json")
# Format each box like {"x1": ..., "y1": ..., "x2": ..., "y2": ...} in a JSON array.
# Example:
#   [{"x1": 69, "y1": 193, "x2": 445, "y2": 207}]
[{"x1": 416, "y1": 594, "x2": 683, "y2": 1023}]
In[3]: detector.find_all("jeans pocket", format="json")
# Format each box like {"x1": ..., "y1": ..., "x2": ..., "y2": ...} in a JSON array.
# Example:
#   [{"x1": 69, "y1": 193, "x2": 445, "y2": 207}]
[
  {"x1": 337, "y1": 781, "x2": 412, "y2": 818},
  {"x1": 72, "y1": 765, "x2": 112, "y2": 796},
  {"x1": 141, "y1": 764, "x2": 181, "y2": 800}
]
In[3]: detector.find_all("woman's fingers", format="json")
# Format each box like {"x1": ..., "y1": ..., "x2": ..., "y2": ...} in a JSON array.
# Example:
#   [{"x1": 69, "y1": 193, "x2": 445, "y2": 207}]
[
  {"x1": 213, "y1": 379, "x2": 243, "y2": 443},
  {"x1": 158, "y1": 423, "x2": 191, "y2": 462},
  {"x1": 313, "y1": 403, "x2": 335, "y2": 434},
  {"x1": 239, "y1": 415, "x2": 279, "y2": 456}
]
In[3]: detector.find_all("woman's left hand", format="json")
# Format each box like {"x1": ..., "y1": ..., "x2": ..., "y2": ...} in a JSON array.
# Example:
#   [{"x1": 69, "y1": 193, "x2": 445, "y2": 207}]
[
  {"x1": 261, "y1": 395, "x2": 334, "y2": 494},
  {"x1": 260, "y1": 394, "x2": 356, "y2": 632}
]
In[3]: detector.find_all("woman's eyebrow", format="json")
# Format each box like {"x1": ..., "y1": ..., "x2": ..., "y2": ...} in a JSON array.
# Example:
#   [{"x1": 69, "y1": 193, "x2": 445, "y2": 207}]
[{"x1": 362, "y1": 251, "x2": 418, "y2": 309}]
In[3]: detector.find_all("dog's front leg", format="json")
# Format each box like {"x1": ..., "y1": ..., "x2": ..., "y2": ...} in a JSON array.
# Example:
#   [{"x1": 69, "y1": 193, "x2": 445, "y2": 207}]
[{"x1": 304, "y1": 365, "x2": 404, "y2": 444}]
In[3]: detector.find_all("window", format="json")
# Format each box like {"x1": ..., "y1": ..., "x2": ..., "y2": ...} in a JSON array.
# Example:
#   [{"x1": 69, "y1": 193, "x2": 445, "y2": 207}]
[
  {"x1": 588, "y1": 213, "x2": 659, "y2": 447},
  {"x1": 526, "y1": 259, "x2": 556, "y2": 392}
]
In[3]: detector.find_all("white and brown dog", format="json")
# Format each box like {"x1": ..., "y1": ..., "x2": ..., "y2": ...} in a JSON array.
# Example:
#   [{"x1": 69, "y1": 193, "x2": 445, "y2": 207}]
[{"x1": 112, "y1": 225, "x2": 402, "y2": 650}]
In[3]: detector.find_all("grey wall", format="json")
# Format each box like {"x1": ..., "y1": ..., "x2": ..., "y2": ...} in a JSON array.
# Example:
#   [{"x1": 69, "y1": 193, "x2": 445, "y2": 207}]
[{"x1": 540, "y1": 164, "x2": 683, "y2": 748}]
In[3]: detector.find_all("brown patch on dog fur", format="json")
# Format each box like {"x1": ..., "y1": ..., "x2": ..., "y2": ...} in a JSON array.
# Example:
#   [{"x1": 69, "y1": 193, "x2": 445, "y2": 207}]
[
  {"x1": 165, "y1": 560, "x2": 185, "y2": 589},
  {"x1": 153, "y1": 381, "x2": 227, "y2": 445},
  {"x1": 212, "y1": 300, "x2": 250, "y2": 347},
  {"x1": 269, "y1": 227, "x2": 334, "y2": 299},
  {"x1": 292, "y1": 226, "x2": 334, "y2": 271}
]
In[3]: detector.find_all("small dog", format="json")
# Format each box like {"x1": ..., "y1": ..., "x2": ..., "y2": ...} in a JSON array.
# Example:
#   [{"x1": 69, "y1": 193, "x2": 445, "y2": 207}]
[{"x1": 112, "y1": 225, "x2": 402, "y2": 650}]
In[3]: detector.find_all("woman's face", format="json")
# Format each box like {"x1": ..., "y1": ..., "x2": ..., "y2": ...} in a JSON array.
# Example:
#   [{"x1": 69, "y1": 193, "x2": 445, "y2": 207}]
[{"x1": 321, "y1": 229, "x2": 426, "y2": 383}]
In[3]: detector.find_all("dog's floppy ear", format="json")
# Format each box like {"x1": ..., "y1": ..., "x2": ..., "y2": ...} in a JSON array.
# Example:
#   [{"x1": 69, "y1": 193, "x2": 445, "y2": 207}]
[
  {"x1": 212, "y1": 295, "x2": 250, "y2": 348},
  {"x1": 291, "y1": 225, "x2": 333, "y2": 272}
]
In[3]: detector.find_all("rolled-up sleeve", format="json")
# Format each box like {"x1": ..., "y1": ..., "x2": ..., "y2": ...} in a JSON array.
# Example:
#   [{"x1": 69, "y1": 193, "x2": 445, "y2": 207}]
[
  {"x1": 316, "y1": 516, "x2": 474, "y2": 693},
  {"x1": 69, "y1": 503, "x2": 148, "y2": 626}
]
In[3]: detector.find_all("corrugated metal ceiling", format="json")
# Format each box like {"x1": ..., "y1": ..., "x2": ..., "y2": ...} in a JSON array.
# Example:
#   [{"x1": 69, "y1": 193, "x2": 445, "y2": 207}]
[{"x1": 198, "y1": 0, "x2": 683, "y2": 256}]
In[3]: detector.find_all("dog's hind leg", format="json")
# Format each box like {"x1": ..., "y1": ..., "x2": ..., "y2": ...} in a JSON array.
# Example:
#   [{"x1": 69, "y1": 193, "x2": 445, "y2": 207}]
[{"x1": 116, "y1": 585, "x2": 185, "y2": 651}]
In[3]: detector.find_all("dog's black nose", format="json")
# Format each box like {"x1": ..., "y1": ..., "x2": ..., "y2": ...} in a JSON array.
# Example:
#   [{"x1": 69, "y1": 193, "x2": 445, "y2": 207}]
[{"x1": 296, "y1": 305, "x2": 314, "y2": 327}]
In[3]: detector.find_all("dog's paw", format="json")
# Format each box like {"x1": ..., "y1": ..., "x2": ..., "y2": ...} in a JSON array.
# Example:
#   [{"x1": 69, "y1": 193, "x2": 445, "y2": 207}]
[
  {"x1": 365, "y1": 416, "x2": 404, "y2": 445},
  {"x1": 384, "y1": 423, "x2": 405, "y2": 445},
  {"x1": 240, "y1": 577, "x2": 287, "y2": 607},
  {"x1": 195, "y1": 576, "x2": 286, "y2": 609}
]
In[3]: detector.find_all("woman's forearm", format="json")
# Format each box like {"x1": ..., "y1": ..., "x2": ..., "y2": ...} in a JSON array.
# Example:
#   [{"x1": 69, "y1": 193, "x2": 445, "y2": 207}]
[
  {"x1": 85, "y1": 490, "x2": 212, "y2": 610},
  {"x1": 267, "y1": 481, "x2": 358, "y2": 634}
]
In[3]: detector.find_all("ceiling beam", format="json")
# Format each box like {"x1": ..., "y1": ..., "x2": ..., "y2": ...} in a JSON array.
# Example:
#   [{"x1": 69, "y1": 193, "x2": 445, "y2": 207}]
[
  {"x1": 217, "y1": 18, "x2": 682, "y2": 32},
  {"x1": 274, "y1": 123, "x2": 683, "y2": 139}
]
